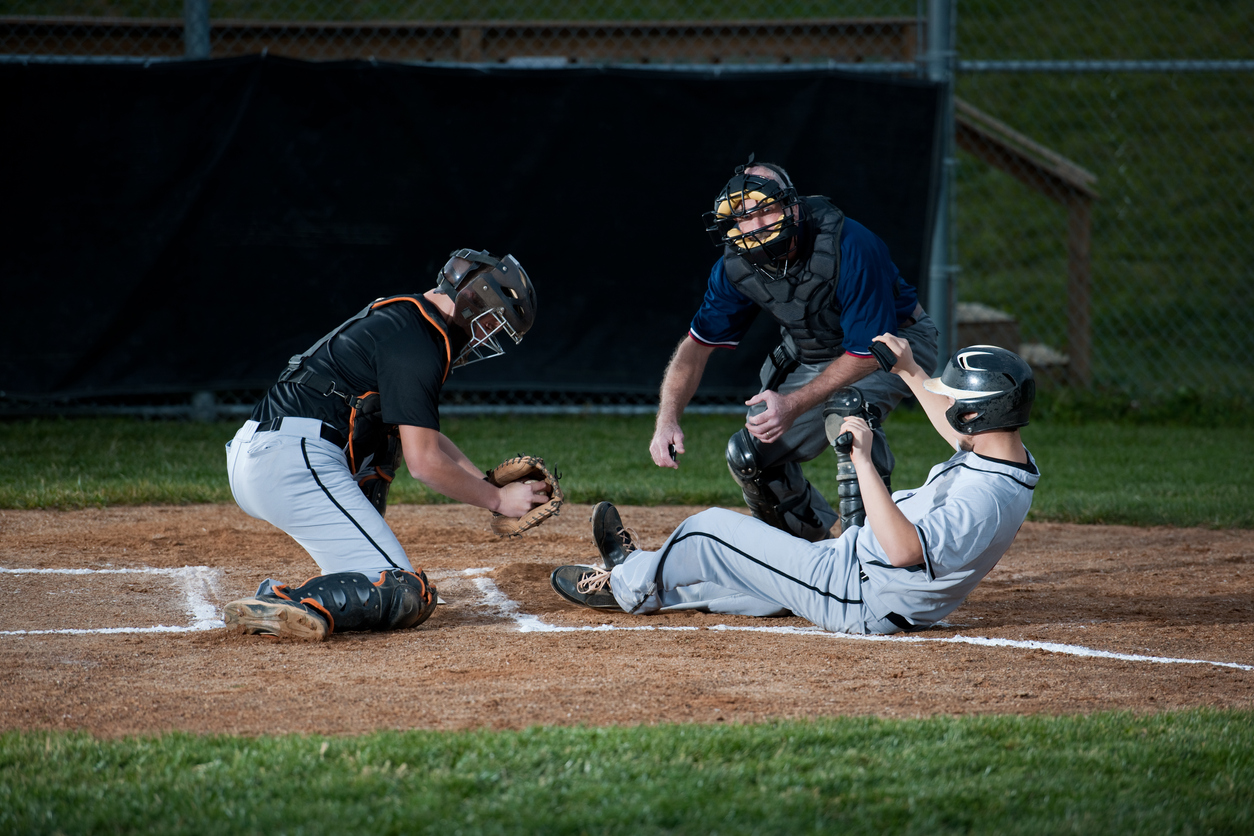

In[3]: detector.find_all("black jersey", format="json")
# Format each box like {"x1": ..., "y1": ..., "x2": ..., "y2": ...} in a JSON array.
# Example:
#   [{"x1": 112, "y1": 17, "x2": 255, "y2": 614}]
[{"x1": 252, "y1": 295, "x2": 451, "y2": 437}]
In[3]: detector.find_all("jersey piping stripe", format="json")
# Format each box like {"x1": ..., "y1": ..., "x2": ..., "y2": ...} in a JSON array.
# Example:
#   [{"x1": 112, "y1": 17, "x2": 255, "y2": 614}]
[
  {"x1": 371, "y1": 296, "x2": 452, "y2": 383},
  {"x1": 648, "y1": 529, "x2": 863, "y2": 610},
  {"x1": 927, "y1": 461, "x2": 1038, "y2": 491},
  {"x1": 300, "y1": 437, "x2": 401, "y2": 570},
  {"x1": 687, "y1": 327, "x2": 739, "y2": 348}
]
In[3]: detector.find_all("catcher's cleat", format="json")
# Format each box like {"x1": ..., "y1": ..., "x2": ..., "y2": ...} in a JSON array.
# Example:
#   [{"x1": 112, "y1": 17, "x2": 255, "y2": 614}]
[
  {"x1": 223, "y1": 596, "x2": 329, "y2": 642},
  {"x1": 590, "y1": 501, "x2": 639, "y2": 569},
  {"x1": 550, "y1": 565, "x2": 622, "y2": 611}
]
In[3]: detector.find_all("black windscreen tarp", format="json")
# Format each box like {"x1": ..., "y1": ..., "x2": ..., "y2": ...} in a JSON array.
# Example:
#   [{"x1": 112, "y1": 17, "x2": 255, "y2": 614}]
[{"x1": 0, "y1": 56, "x2": 942, "y2": 399}]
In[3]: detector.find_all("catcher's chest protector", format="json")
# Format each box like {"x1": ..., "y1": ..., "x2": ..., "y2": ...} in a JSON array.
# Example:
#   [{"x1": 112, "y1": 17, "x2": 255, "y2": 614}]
[
  {"x1": 722, "y1": 197, "x2": 847, "y2": 364},
  {"x1": 279, "y1": 295, "x2": 452, "y2": 475}
]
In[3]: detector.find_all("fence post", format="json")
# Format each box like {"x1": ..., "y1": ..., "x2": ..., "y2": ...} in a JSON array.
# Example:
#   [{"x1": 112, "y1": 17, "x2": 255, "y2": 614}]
[
  {"x1": 1066, "y1": 194, "x2": 1093, "y2": 385},
  {"x1": 184, "y1": 0, "x2": 210, "y2": 59},
  {"x1": 927, "y1": 0, "x2": 957, "y2": 372}
]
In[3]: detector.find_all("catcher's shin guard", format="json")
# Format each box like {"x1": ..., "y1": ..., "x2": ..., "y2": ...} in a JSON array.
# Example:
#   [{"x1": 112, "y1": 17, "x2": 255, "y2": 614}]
[
  {"x1": 726, "y1": 428, "x2": 831, "y2": 542},
  {"x1": 281, "y1": 569, "x2": 438, "y2": 634},
  {"x1": 823, "y1": 388, "x2": 892, "y2": 532}
]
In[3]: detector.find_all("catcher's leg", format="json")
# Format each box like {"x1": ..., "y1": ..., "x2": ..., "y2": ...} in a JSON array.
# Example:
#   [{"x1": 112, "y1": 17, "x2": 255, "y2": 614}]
[
  {"x1": 726, "y1": 428, "x2": 835, "y2": 542},
  {"x1": 355, "y1": 432, "x2": 402, "y2": 517},
  {"x1": 282, "y1": 569, "x2": 438, "y2": 634},
  {"x1": 821, "y1": 387, "x2": 894, "y2": 533},
  {"x1": 224, "y1": 569, "x2": 436, "y2": 641},
  {"x1": 228, "y1": 418, "x2": 416, "y2": 577}
]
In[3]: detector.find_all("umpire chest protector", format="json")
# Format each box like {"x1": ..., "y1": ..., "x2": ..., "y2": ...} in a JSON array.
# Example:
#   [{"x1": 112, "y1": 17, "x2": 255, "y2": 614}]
[{"x1": 722, "y1": 196, "x2": 846, "y2": 364}]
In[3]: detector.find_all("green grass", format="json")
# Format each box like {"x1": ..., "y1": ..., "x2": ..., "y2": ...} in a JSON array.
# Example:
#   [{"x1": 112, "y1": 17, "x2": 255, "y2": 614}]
[
  {"x1": 3, "y1": 412, "x2": 1253, "y2": 527},
  {"x1": 953, "y1": 71, "x2": 1254, "y2": 396},
  {"x1": 2, "y1": 710, "x2": 1251, "y2": 835}
]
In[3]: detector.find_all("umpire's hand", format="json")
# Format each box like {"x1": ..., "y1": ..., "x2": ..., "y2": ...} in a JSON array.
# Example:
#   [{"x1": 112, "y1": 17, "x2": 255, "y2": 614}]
[
  {"x1": 650, "y1": 422, "x2": 684, "y2": 469},
  {"x1": 744, "y1": 389, "x2": 801, "y2": 445}
]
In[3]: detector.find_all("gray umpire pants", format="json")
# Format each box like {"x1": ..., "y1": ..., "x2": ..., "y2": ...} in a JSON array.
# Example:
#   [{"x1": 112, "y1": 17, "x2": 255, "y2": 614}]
[
  {"x1": 743, "y1": 310, "x2": 940, "y2": 539},
  {"x1": 608, "y1": 508, "x2": 904, "y2": 634}
]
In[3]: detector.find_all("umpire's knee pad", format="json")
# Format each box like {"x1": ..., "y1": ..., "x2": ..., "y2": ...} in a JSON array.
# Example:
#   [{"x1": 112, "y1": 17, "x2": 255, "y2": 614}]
[{"x1": 726, "y1": 427, "x2": 762, "y2": 484}]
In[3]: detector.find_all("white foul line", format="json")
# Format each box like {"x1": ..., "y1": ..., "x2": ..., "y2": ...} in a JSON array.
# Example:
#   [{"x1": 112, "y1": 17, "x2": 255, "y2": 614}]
[
  {"x1": 465, "y1": 571, "x2": 1254, "y2": 673},
  {"x1": 4, "y1": 565, "x2": 1250, "y2": 673},
  {"x1": 0, "y1": 566, "x2": 225, "y2": 635}
]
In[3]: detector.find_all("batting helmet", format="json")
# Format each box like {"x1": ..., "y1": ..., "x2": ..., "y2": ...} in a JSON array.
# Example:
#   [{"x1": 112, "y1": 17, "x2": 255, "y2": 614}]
[
  {"x1": 703, "y1": 156, "x2": 802, "y2": 268},
  {"x1": 437, "y1": 248, "x2": 537, "y2": 367},
  {"x1": 923, "y1": 346, "x2": 1036, "y2": 435}
]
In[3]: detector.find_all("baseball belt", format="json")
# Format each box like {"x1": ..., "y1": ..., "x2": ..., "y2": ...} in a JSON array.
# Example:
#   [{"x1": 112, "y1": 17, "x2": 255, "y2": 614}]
[{"x1": 254, "y1": 417, "x2": 348, "y2": 449}]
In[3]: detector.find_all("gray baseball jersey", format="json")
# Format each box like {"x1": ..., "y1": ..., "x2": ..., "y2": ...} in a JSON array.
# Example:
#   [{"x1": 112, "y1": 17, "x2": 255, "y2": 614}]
[{"x1": 609, "y1": 448, "x2": 1039, "y2": 634}]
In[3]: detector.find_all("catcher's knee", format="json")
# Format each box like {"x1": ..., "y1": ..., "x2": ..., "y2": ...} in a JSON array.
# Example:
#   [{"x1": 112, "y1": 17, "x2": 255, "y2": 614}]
[
  {"x1": 381, "y1": 569, "x2": 438, "y2": 630},
  {"x1": 822, "y1": 387, "x2": 867, "y2": 444}
]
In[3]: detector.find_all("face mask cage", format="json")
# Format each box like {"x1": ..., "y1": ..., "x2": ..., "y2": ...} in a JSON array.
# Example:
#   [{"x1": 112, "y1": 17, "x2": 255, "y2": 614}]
[
  {"x1": 703, "y1": 175, "x2": 800, "y2": 265},
  {"x1": 452, "y1": 307, "x2": 522, "y2": 368}
]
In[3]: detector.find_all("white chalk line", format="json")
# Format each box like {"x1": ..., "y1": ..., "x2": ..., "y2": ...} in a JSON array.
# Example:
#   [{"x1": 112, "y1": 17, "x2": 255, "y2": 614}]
[
  {"x1": 464, "y1": 571, "x2": 1253, "y2": 673},
  {"x1": 0, "y1": 566, "x2": 224, "y2": 635},
  {"x1": 3, "y1": 566, "x2": 1250, "y2": 673}
]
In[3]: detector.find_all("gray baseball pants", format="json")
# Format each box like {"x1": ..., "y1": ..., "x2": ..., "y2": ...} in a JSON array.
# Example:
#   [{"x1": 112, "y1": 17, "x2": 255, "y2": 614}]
[
  {"x1": 226, "y1": 417, "x2": 415, "y2": 578},
  {"x1": 608, "y1": 507, "x2": 903, "y2": 634}
]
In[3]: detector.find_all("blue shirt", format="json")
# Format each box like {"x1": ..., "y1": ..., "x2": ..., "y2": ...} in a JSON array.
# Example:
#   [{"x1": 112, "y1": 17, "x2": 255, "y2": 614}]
[{"x1": 688, "y1": 218, "x2": 918, "y2": 358}]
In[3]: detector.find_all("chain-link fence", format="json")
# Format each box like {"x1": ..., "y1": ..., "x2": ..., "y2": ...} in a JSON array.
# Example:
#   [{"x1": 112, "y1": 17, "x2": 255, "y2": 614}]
[{"x1": 3, "y1": 1, "x2": 1250, "y2": 417}]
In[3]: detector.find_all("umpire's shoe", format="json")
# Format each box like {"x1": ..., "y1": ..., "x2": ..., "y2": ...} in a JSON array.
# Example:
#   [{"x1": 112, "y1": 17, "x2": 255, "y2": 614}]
[
  {"x1": 591, "y1": 501, "x2": 639, "y2": 569},
  {"x1": 550, "y1": 565, "x2": 622, "y2": 611},
  {"x1": 223, "y1": 595, "x2": 329, "y2": 642}
]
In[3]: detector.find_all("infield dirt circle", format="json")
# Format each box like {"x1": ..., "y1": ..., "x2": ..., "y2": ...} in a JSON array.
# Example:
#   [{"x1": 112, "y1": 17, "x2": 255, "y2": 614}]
[{"x1": 1, "y1": 503, "x2": 1251, "y2": 737}]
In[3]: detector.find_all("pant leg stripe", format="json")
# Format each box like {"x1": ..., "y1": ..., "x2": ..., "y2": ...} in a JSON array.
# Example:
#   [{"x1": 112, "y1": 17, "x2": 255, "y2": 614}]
[
  {"x1": 301, "y1": 437, "x2": 400, "y2": 569},
  {"x1": 651, "y1": 529, "x2": 862, "y2": 606}
]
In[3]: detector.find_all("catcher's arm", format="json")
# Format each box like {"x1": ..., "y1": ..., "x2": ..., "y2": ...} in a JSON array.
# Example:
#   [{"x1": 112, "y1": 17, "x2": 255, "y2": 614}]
[{"x1": 399, "y1": 426, "x2": 545, "y2": 517}]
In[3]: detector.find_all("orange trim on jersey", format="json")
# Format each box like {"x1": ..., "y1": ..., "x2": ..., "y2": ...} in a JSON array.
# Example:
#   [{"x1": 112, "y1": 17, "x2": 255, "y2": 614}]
[
  {"x1": 301, "y1": 598, "x2": 335, "y2": 634},
  {"x1": 370, "y1": 296, "x2": 453, "y2": 383},
  {"x1": 347, "y1": 390, "x2": 379, "y2": 473}
]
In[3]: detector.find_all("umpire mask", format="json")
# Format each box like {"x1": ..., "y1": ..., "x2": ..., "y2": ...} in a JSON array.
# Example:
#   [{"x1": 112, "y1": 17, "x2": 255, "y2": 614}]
[
  {"x1": 703, "y1": 157, "x2": 802, "y2": 269},
  {"x1": 438, "y1": 249, "x2": 537, "y2": 368}
]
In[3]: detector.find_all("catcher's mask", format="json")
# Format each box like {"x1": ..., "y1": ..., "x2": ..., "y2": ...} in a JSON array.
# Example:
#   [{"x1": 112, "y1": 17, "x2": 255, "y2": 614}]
[
  {"x1": 703, "y1": 155, "x2": 802, "y2": 269},
  {"x1": 437, "y1": 248, "x2": 537, "y2": 368},
  {"x1": 923, "y1": 346, "x2": 1036, "y2": 435}
]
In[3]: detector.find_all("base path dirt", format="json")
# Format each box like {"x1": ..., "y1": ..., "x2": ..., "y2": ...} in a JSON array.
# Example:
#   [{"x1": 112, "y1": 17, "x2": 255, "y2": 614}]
[{"x1": 1, "y1": 504, "x2": 1251, "y2": 737}]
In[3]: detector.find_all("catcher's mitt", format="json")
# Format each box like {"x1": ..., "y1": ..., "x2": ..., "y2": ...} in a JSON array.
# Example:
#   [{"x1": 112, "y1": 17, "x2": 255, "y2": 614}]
[{"x1": 485, "y1": 455, "x2": 564, "y2": 537}]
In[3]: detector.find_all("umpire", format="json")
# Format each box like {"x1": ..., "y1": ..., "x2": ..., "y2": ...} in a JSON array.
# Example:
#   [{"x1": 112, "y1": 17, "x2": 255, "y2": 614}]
[
  {"x1": 649, "y1": 156, "x2": 939, "y2": 541},
  {"x1": 222, "y1": 249, "x2": 546, "y2": 642}
]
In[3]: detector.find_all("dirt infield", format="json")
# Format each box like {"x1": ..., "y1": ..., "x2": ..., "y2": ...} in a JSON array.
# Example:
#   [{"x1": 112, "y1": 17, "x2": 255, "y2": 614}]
[{"x1": 1, "y1": 503, "x2": 1251, "y2": 738}]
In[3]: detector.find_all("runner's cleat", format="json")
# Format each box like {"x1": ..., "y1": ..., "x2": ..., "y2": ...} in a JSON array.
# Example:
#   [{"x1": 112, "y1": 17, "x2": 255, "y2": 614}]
[
  {"x1": 590, "y1": 501, "x2": 640, "y2": 569},
  {"x1": 550, "y1": 565, "x2": 621, "y2": 610}
]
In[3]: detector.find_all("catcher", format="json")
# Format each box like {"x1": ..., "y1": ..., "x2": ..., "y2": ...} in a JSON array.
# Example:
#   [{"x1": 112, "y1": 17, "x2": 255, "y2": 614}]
[{"x1": 222, "y1": 248, "x2": 561, "y2": 642}]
